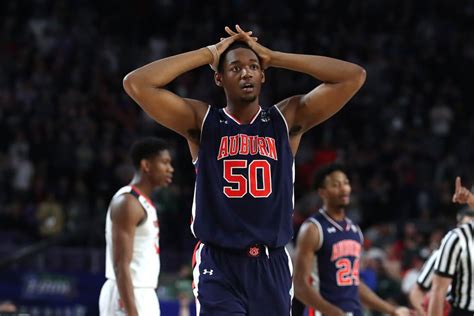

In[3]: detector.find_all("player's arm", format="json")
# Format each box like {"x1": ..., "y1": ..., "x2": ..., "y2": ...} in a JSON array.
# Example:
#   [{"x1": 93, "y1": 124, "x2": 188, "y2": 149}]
[
  {"x1": 428, "y1": 275, "x2": 452, "y2": 316},
  {"x1": 123, "y1": 32, "x2": 248, "y2": 143},
  {"x1": 359, "y1": 282, "x2": 409, "y2": 316},
  {"x1": 293, "y1": 221, "x2": 345, "y2": 316},
  {"x1": 226, "y1": 25, "x2": 365, "y2": 154},
  {"x1": 408, "y1": 284, "x2": 428, "y2": 316},
  {"x1": 110, "y1": 195, "x2": 146, "y2": 316}
]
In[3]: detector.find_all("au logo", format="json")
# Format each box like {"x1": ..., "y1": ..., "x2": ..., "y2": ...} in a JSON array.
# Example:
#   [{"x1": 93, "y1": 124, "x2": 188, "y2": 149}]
[{"x1": 248, "y1": 246, "x2": 260, "y2": 257}]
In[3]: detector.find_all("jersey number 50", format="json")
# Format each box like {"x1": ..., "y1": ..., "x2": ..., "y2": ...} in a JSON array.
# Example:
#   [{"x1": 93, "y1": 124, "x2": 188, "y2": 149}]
[{"x1": 223, "y1": 160, "x2": 272, "y2": 198}]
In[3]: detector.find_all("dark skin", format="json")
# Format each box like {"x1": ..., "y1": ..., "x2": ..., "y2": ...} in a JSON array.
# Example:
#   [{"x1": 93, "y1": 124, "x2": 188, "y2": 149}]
[
  {"x1": 293, "y1": 171, "x2": 409, "y2": 316},
  {"x1": 123, "y1": 25, "x2": 366, "y2": 160},
  {"x1": 110, "y1": 150, "x2": 173, "y2": 316}
]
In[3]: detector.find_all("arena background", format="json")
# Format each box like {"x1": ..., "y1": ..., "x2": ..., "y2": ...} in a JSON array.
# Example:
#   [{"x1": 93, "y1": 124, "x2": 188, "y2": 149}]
[{"x1": 0, "y1": 0, "x2": 472, "y2": 315}]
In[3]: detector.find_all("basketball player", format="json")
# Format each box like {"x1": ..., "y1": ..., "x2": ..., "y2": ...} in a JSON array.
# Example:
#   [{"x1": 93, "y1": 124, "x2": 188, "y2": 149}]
[
  {"x1": 429, "y1": 177, "x2": 474, "y2": 316},
  {"x1": 408, "y1": 208, "x2": 474, "y2": 316},
  {"x1": 99, "y1": 138, "x2": 174, "y2": 316},
  {"x1": 123, "y1": 25, "x2": 366, "y2": 315},
  {"x1": 293, "y1": 164, "x2": 409, "y2": 316}
]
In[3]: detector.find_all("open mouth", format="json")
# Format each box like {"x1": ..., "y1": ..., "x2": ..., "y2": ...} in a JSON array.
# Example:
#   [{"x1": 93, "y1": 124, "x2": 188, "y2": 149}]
[{"x1": 241, "y1": 83, "x2": 254, "y2": 92}]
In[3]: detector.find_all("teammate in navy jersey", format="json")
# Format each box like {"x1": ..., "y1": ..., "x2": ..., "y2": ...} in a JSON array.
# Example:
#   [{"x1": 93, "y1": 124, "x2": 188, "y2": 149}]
[
  {"x1": 294, "y1": 164, "x2": 409, "y2": 316},
  {"x1": 123, "y1": 25, "x2": 366, "y2": 315}
]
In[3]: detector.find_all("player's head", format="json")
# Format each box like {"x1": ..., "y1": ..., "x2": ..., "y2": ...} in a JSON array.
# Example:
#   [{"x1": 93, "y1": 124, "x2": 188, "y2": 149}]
[
  {"x1": 214, "y1": 41, "x2": 265, "y2": 104},
  {"x1": 313, "y1": 163, "x2": 351, "y2": 209},
  {"x1": 130, "y1": 137, "x2": 174, "y2": 187},
  {"x1": 456, "y1": 208, "x2": 474, "y2": 225}
]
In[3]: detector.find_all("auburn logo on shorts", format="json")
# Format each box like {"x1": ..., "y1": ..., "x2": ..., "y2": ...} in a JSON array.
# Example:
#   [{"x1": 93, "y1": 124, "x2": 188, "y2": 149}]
[{"x1": 248, "y1": 246, "x2": 260, "y2": 257}]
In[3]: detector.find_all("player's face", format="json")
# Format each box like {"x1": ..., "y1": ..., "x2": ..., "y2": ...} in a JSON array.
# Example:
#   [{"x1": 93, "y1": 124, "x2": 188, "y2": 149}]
[
  {"x1": 146, "y1": 150, "x2": 174, "y2": 187},
  {"x1": 320, "y1": 171, "x2": 351, "y2": 208},
  {"x1": 217, "y1": 48, "x2": 264, "y2": 103}
]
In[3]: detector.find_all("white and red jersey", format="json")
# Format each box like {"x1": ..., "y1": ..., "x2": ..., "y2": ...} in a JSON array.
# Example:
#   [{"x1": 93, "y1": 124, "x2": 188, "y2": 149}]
[{"x1": 104, "y1": 185, "x2": 160, "y2": 288}]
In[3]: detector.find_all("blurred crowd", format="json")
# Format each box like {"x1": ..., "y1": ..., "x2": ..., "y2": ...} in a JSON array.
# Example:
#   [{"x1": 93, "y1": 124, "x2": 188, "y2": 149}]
[{"x1": 0, "y1": 0, "x2": 473, "y2": 306}]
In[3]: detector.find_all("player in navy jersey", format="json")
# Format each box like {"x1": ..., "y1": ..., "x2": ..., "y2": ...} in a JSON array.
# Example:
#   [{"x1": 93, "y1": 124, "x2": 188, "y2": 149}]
[
  {"x1": 294, "y1": 164, "x2": 409, "y2": 316},
  {"x1": 123, "y1": 25, "x2": 366, "y2": 315}
]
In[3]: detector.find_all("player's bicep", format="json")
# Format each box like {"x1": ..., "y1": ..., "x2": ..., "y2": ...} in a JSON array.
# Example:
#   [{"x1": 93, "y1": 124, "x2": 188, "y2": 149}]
[
  {"x1": 280, "y1": 76, "x2": 365, "y2": 136},
  {"x1": 110, "y1": 196, "x2": 144, "y2": 268},
  {"x1": 123, "y1": 77, "x2": 207, "y2": 140},
  {"x1": 294, "y1": 222, "x2": 320, "y2": 285},
  {"x1": 300, "y1": 81, "x2": 363, "y2": 131}
]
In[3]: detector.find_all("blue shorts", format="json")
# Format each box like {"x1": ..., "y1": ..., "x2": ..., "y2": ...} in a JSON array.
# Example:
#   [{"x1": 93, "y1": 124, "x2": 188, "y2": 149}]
[{"x1": 192, "y1": 242, "x2": 293, "y2": 316}]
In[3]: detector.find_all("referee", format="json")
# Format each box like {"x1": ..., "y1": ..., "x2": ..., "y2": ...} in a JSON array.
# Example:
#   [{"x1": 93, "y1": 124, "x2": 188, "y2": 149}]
[
  {"x1": 408, "y1": 209, "x2": 474, "y2": 315},
  {"x1": 429, "y1": 177, "x2": 474, "y2": 316}
]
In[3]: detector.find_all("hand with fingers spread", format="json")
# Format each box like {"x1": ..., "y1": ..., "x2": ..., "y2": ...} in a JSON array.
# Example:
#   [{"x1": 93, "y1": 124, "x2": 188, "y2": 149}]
[
  {"x1": 224, "y1": 24, "x2": 273, "y2": 69},
  {"x1": 206, "y1": 28, "x2": 256, "y2": 71},
  {"x1": 452, "y1": 177, "x2": 474, "y2": 208}
]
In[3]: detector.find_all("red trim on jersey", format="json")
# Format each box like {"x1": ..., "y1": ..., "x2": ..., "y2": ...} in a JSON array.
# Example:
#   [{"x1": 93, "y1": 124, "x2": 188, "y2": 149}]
[
  {"x1": 223, "y1": 107, "x2": 261, "y2": 125},
  {"x1": 192, "y1": 241, "x2": 202, "y2": 269},
  {"x1": 308, "y1": 308, "x2": 315, "y2": 316},
  {"x1": 130, "y1": 185, "x2": 154, "y2": 206}
]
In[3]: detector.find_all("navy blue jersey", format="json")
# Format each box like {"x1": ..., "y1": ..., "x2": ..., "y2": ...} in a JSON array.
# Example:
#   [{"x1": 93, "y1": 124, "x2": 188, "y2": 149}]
[
  {"x1": 191, "y1": 105, "x2": 294, "y2": 249},
  {"x1": 308, "y1": 209, "x2": 363, "y2": 314}
]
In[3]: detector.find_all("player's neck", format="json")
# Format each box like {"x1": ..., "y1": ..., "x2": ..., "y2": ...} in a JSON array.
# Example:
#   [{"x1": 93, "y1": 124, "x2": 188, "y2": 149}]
[
  {"x1": 324, "y1": 207, "x2": 346, "y2": 221},
  {"x1": 225, "y1": 101, "x2": 260, "y2": 124},
  {"x1": 130, "y1": 175, "x2": 153, "y2": 199}
]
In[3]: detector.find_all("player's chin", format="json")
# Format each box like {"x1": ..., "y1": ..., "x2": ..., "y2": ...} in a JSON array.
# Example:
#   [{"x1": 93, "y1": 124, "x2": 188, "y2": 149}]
[
  {"x1": 162, "y1": 179, "x2": 172, "y2": 187},
  {"x1": 338, "y1": 202, "x2": 350, "y2": 208},
  {"x1": 240, "y1": 94, "x2": 257, "y2": 102}
]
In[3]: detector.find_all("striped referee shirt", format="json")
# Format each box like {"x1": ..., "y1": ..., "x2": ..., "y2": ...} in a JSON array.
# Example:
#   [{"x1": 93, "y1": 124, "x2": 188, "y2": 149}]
[
  {"x1": 417, "y1": 250, "x2": 439, "y2": 290},
  {"x1": 434, "y1": 221, "x2": 474, "y2": 311}
]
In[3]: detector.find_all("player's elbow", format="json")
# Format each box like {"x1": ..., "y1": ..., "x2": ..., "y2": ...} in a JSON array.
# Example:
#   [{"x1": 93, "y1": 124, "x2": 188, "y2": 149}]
[
  {"x1": 123, "y1": 72, "x2": 138, "y2": 96},
  {"x1": 293, "y1": 276, "x2": 310, "y2": 301},
  {"x1": 352, "y1": 65, "x2": 366, "y2": 88}
]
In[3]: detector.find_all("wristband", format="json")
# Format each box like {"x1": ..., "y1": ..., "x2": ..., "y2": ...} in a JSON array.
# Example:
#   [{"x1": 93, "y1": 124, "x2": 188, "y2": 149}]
[{"x1": 206, "y1": 45, "x2": 219, "y2": 71}]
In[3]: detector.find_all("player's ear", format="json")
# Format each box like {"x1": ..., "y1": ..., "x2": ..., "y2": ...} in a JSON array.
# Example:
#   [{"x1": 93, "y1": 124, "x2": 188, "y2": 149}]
[
  {"x1": 140, "y1": 159, "x2": 150, "y2": 173},
  {"x1": 261, "y1": 70, "x2": 265, "y2": 84},
  {"x1": 317, "y1": 187, "x2": 325, "y2": 198},
  {"x1": 214, "y1": 72, "x2": 223, "y2": 87}
]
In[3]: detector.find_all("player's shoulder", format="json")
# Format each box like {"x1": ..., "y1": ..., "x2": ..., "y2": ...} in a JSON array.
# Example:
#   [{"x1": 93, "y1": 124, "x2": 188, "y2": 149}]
[
  {"x1": 110, "y1": 193, "x2": 146, "y2": 225},
  {"x1": 111, "y1": 192, "x2": 141, "y2": 211}
]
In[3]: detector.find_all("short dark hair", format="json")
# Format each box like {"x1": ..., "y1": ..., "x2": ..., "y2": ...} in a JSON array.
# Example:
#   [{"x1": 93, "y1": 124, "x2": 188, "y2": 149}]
[
  {"x1": 313, "y1": 163, "x2": 348, "y2": 190},
  {"x1": 456, "y1": 208, "x2": 474, "y2": 223},
  {"x1": 217, "y1": 41, "x2": 261, "y2": 72},
  {"x1": 130, "y1": 137, "x2": 169, "y2": 169}
]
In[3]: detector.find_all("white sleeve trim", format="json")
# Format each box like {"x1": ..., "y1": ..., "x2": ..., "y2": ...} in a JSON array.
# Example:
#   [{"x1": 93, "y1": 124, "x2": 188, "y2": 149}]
[
  {"x1": 274, "y1": 105, "x2": 290, "y2": 137},
  {"x1": 307, "y1": 218, "x2": 324, "y2": 251},
  {"x1": 192, "y1": 105, "x2": 211, "y2": 164}
]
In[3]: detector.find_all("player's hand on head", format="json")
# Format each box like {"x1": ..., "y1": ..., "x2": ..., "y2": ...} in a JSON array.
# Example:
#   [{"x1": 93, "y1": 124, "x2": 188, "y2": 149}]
[
  {"x1": 452, "y1": 176, "x2": 472, "y2": 204},
  {"x1": 225, "y1": 24, "x2": 273, "y2": 69},
  {"x1": 207, "y1": 28, "x2": 255, "y2": 71}
]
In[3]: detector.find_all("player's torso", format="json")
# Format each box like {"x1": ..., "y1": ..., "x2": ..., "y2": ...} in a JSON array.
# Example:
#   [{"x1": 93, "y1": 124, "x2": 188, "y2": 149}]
[
  {"x1": 105, "y1": 186, "x2": 160, "y2": 288},
  {"x1": 311, "y1": 210, "x2": 363, "y2": 312},
  {"x1": 192, "y1": 106, "x2": 294, "y2": 249}
]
